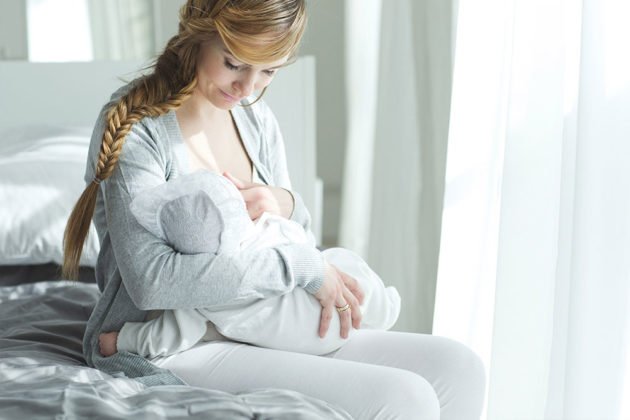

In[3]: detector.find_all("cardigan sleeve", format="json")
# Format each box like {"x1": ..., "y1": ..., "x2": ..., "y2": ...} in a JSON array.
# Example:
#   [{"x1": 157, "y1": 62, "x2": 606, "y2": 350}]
[{"x1": 97, "y1": 116, "x2": 325, "y2": 311}]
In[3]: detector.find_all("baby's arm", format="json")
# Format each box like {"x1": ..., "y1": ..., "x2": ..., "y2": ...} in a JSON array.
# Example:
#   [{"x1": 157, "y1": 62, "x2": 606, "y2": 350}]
[{"x1": 99, "y1": 309, "x2": 209, "y2": 358}]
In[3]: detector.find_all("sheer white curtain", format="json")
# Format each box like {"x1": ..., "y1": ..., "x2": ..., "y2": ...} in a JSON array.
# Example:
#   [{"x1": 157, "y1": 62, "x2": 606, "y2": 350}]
[
  {"x1": 340, "y1": 0, "x2": 455, "y2": 333},
  {"x1": 87, "y1": 0, "x2": 157, "y2": 60},
  {"x1": 434, "y1": 0, "x2": 630, "y2": 418}
]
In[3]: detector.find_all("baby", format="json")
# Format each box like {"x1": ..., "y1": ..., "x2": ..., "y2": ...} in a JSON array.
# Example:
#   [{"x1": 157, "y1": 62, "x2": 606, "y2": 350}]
[{"x1": 99, "y1": 170, "x2": 400, "y2": 358}]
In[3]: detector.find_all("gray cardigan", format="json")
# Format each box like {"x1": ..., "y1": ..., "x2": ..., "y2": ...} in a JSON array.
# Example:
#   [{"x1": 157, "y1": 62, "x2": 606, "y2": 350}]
[{"x1": 82, "y1": 84, "x2": 325, "y2": 386}]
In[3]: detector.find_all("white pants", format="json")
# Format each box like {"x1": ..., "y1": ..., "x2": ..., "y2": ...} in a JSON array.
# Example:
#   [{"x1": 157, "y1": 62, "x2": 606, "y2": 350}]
[{"x1": 153, "y1": 330, "x2": 486, "y2": 419}]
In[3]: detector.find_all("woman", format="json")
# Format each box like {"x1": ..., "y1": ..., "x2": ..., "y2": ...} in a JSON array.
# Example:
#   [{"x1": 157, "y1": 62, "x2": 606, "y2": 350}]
[{"x1": 63, "y1": 1, "x2": 486, "y2": 418}]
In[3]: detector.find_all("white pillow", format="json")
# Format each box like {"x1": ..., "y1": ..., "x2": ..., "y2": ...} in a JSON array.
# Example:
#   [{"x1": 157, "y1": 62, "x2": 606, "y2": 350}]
[{"x1": 0, "y1": 125, "x2": 100, "y2": 266}]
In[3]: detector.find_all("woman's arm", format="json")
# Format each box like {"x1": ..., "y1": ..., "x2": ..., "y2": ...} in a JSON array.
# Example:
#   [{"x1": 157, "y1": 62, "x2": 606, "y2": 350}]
[{"x1": 98, "y1": 117, "x2": 325, "y2": 311}]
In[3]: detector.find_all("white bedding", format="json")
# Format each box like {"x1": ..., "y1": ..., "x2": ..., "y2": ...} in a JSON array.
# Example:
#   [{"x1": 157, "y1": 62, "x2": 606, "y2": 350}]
[
  {"x1": 0, "y1": 281, "x2": 352, "y2": 419},
  {"x1": 0, "y1": 126, "x2": 100, "y2": 266}
]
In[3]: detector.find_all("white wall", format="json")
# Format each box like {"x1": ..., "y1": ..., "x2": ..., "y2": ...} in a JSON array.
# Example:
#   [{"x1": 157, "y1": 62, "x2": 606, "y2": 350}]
[
  {"x1": 299, "y1": 0, "x2": 346, "y2": 247},
  {"x1": 153, "y1": 0, "x2": 183, "y2": 51}
]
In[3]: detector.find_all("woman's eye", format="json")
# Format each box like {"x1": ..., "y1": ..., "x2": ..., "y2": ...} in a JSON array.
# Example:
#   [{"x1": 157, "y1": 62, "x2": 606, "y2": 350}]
[
  {"x1": 225, "y1": 57, "x2": 276, "y2": 77},
  {"x1": 224, "y1": 59, "x2": 239, "y2": 71}
]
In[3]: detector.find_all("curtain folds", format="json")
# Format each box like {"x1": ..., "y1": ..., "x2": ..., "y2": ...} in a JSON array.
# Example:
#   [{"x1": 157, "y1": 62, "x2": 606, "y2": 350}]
[
  {"x1": 434, "y1": 0, "x2": 630, "y2": 418},
  {"x1": 340, "y1": 0, "x2": 455, "y2": 333},
  {"x1": 87, "y1": 0, "x2": 157, "y2": 61}
]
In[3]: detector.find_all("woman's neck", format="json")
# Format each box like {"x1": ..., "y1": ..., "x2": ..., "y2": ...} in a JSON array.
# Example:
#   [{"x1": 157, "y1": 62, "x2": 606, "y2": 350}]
[{"x1": 178, "y1": 88, "x2": 229, "y2": 124}]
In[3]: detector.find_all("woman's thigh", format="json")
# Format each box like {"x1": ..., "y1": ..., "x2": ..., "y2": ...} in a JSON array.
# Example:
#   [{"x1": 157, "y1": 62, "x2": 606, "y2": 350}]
[
  {"x1": 329, "y1": 330, "x2": 487, "y2": 420},
  {"x1": 153, "y1": 340, "x2": 440, "y2": 419}
]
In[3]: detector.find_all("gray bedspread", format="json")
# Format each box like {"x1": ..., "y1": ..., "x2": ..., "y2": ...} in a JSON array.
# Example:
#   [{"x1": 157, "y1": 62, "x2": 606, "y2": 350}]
[{"x1": 0, "y1": 281, "x2": 352, "y2": 419}]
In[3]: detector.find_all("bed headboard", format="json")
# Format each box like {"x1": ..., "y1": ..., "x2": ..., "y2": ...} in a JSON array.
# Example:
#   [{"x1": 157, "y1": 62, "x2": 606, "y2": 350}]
[{"x1": 0, "y1": 58, "x2": 321, "y2": 243}]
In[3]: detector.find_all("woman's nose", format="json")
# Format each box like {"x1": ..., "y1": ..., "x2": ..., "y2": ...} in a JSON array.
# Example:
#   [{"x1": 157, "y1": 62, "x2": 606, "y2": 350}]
[{"x1": 233, "y1": 72, "x2": 256, "y2": 98}]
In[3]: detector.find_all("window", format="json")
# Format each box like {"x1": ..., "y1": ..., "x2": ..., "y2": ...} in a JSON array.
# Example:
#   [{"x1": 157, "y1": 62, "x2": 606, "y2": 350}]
[{"x1": 27, "y1": 0, "x2": 94, "y2": 62}]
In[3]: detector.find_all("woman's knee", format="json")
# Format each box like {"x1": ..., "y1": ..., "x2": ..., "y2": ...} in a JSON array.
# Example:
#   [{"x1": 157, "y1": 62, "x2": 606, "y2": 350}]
[
  {"x1": 365, "y1": 369, "x2": 440, "y2": 419},
  {"x1": 432, "y1": 336, "x2": 486, "y2": 419},
  {"x1": 441, "y1": 337, "x2": 486, "y2": 391}
]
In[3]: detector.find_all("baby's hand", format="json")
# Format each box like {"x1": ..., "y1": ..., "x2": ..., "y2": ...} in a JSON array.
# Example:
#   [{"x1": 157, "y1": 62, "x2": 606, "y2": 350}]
[{"x1": 98, "y1": 331, "x2": 119, "y2": 357}]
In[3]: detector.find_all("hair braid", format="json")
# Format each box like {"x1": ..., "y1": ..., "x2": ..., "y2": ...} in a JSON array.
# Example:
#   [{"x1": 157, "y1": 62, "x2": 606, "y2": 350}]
[{"x1": 62, "y1": 73, "x2": 197, "y2": 280}]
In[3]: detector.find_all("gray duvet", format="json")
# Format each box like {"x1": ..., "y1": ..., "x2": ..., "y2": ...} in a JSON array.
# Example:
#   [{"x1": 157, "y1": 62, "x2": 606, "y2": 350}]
[{"x1": 0, "y1": 281, "x2": 352, "y2": 419}]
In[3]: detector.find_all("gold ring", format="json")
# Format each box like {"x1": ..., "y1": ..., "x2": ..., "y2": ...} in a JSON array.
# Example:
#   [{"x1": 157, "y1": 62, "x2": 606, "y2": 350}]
[{"x1": 336, "y1": 303, "x2": 351, "y2": 313}]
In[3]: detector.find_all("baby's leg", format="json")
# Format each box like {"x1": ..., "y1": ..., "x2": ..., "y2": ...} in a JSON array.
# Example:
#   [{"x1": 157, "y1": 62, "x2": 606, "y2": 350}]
[
  {"x1": 199, "y1": 250, "x2": 399, "y2": 355},
  {"x1": 98, "y1": 331, "x2": 119, "y2": 357},
  {"x1": 322, "y1": 247, "x2": 401, "y2": 330},
  {"x1": 116, "y1": 309, "x2": 209, "y2": 358},
  {"x1": 199, "y1": 289, "x2": 349, "y2": 355}
]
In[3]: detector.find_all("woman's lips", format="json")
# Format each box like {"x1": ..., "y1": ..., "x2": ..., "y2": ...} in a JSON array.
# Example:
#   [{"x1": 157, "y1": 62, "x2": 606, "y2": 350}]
[{"x1": 220, "y1": 89, "x2": 239, "y2": 102}]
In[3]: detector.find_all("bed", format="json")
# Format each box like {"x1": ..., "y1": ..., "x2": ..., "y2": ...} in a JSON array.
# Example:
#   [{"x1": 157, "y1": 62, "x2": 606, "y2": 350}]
[{"x1": 0, "y1": 59, "x2": 347, "y2": 419}]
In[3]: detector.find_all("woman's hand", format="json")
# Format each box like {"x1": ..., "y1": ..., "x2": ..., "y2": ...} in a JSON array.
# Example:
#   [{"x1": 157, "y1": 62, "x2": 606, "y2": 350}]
[
  {"x1": 314, "y1": 261, "x2": 365, "y2": 339},
  {"x1": 224, "y1": 172, "x2": 294, "y2": 220}
]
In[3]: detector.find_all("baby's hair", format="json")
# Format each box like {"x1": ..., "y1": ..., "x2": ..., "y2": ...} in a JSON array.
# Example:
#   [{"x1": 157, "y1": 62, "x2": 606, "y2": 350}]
[{"x1": 62, "y1": 0, "x2": 307, "y2": 279}]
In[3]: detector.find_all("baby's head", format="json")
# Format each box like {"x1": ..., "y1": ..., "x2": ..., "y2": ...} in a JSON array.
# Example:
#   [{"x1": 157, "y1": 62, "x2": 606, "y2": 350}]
[{"x1": 130, "y1": 171, "x2": 252, "y2": 254}]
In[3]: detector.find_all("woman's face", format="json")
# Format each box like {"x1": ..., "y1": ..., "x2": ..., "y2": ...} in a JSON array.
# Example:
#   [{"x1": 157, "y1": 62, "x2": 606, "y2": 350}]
[{"x1": 195, "y1": 38, "x2": 288, "y2": 110}]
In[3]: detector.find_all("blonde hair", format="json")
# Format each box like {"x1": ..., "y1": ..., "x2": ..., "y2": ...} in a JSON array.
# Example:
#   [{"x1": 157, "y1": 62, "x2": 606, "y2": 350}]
[{"x1": 62, "y1": 0, "x2": 307, "y2": 280}]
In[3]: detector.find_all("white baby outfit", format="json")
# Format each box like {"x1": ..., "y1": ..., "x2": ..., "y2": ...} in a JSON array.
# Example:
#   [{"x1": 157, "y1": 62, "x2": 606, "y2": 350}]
[{"x1": 116, "y1": 170, "x2": 400, "y2": 357}]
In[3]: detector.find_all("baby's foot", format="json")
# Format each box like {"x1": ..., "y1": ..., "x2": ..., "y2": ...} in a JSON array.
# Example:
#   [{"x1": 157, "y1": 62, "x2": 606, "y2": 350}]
[{"x1": 98, "y1": 331, "x2": 119, "y2": 357}]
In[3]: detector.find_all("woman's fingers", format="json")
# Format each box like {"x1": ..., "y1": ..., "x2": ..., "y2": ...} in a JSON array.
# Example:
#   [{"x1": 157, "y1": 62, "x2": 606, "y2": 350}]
[
  {"x1": 335, "y1": 296, "x2": 353, "y2": 339},
  {"x1": 319, "y1": 304, "x2": 333, "y2": 338},
  {"x1": 316, "y1": 261, "x2": 361, "y2": 339},
  {"x1": 342, "y1": 285, "x2": 362, "y2": 330},
  {"x1": 339, "y1": 269, "x2": 365, "y2": 305}
]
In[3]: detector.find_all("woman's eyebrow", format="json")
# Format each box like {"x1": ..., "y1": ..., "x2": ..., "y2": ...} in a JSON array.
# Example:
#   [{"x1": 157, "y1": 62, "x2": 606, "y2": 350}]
[{"x1": 222, "y1": 48, "x2": 286, "y2": 70}]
